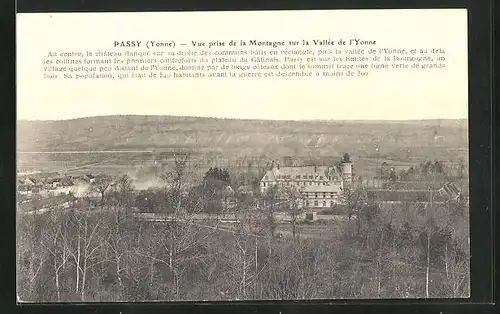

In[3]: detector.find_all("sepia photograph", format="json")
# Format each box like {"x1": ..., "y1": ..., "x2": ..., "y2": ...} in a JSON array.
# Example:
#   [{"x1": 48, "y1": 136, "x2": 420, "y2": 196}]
[{"x1": 16, "y1": 9, "x2": 470, "y2": 302}]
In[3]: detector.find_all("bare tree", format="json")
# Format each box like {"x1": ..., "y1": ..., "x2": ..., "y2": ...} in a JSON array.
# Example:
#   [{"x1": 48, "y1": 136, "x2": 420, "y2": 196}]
[
  {"x1": 91, "y1": 175, "x2": 114, "y2": 206},
  {"x1": 224, "y1": 205, "x2": 272, "y2": 299},
  {"x1": 160, "y1": 151, "x2": 189, "y2": 209},
  {"x1": 101, "y1": 206, "x2": 133, "y2": 300},
  {"x1": 281, "y1": 186, "x2": 305, "y2": 240},
  {"x1": 67, "y1": 208, "x2": 108, "y2": 301},
  {"x1": 115, "y1": 174, "x2": 134, "y2": 206},
  {"x1": 41, "y1": 211, "x2": 71, "y2": 301},
  {"x1": 136, "y1": 151, "x2": 218, "y2": 300},
  {"x1": 261, "y1": 184, "x2": 279, "y2": 238},
  {"x1": 345, "y1": 187, "x2": 369, "y2": 238},
  {"x1": 16, "y1": 213, "x2": 49, "y2": 301}
]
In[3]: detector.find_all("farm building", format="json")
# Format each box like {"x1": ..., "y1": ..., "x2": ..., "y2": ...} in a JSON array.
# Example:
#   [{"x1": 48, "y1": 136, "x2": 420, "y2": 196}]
[{"x1": 367, "y1": 182, "x2": 462, "y2": 204}]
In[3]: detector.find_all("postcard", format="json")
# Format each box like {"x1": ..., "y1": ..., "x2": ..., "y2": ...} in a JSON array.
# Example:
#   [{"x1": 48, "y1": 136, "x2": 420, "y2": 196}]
[{"x1": 16, "y1": 9, "x2": 469, "y2": 302}]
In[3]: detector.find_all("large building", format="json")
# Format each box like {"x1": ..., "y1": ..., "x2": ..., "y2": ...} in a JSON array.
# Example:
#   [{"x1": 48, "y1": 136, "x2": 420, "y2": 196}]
[{"x1": 260, "y1": 162, "x2": 353, "y2": 208}]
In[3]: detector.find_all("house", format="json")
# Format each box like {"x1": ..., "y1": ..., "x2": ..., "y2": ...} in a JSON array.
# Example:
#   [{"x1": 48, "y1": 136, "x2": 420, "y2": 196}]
[
  {"x1": 18, "y1": 185, "x2": 33, "y2": 196},
  {"x1": 260, "y1": 161, "x2": 353, "y2": 209},
  {"x1": 51, "y1": 179, "x2": 61, "y2": 188},
  {"x1": 381, "y1": 180, "x2": 444, "y2": 190},
  {"x1": 370, "y1": 182, "x2": 461, "y2": 204},
  {"x1": 437, "y1": 182, "x2": 461, "y2": 200},
  {"x1": 85, "y1": 174, "x2": 96, "y2": 183},
  {"x1": 24, "y1": 178, "x2": 37, "y2": 185},
  {"x1": 41, "y1": 186, "x2": 73, "y2": 197},
  {"x1": 17, "y1": 184, "x2": 41, "y2": 196},
  {"x1": 367, "y1": 188, "x2": 449, "y2": 203},
  {"x1": 260, "y1": 164, "x2": 346, "y2": 193}
]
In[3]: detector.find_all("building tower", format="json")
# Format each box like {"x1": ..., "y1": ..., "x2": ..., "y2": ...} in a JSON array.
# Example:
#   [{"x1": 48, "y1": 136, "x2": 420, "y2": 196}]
[{"x1": 341, "y1": 161, "x2": 353, "y2": 189}]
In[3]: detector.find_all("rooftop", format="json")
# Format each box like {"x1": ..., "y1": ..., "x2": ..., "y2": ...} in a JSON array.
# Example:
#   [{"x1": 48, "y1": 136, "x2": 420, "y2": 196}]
[
  {"x1": 438, "y1": 182, "x2": 462, "y2": 198},
  {"x1": 367, "y1": 189, "x2": 450, "y2": 202},
  {"x1": 262, "y1": 165, "x2": 343, "y2": 181},
  {"x1": 274, "y1": 166, "x2": 330, "y2": 177}
]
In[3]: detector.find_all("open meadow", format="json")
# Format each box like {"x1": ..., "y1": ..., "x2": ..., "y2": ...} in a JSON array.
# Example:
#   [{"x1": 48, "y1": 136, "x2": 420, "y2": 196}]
[{"x1": 17, "y1": 116, "x2": 468, "y2": 180}]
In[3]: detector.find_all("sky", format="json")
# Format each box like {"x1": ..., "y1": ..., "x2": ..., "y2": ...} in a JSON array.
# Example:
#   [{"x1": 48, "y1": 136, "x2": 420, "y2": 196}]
[{"x1": 16, "y1": 9, "x2": 468, "y2": 121}]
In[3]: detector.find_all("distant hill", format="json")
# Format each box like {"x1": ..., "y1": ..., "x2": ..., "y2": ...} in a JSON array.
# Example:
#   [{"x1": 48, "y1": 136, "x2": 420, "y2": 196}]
[{"x1": 17, "y1": 115, "x2": 468, "y2": 159}]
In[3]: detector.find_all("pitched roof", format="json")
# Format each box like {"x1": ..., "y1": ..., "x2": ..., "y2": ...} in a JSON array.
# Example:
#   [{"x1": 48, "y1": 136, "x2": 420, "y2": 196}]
[
  {"x1": 262, "y1": 170, "x2": 276, "y2": 182},
  {"x1": 438, "y1": 183, "x2": 461, "y2": 198},
  {"x1": 327, "y1": 166, "x2": 342, "y2": 179},
  {"x1": 273, "y1": 166, "x2": 329, "y2": 178},
  {"x1": 381, "y1": 181, "x2": 445, "y2": 190},
  {"x1": 270, "y1": 166, "x2": 343, "y2": 180},
  {"x1": 367, "y1": 189, "x2": 448, "y2": 202}
]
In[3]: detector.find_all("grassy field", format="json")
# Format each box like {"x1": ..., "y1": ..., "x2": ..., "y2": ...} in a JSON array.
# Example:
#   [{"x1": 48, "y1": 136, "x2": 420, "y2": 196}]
[{"x1": 17, "y1": 115, "x2": 468, "y2": 178}]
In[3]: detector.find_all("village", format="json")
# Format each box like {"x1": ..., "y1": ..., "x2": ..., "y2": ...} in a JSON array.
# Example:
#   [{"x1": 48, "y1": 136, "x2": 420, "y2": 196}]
[{"x1": 16, "y1": 152, "x2": 468, "y2": 229}]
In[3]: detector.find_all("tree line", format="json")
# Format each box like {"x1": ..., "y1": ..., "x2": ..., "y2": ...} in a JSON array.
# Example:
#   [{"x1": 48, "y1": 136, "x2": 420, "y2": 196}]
[
  {"x1": 380, "y1": 159, "x2": 467, "y2": 182},
  {"x1": 16, "y1": 152, "x2": 470, "y2": 301}
]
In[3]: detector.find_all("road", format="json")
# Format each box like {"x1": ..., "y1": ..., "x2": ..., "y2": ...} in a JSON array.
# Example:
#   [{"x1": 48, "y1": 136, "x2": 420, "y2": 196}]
[{"x1": 63, "y1": 159, "x2": 115, "y2": 171}]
